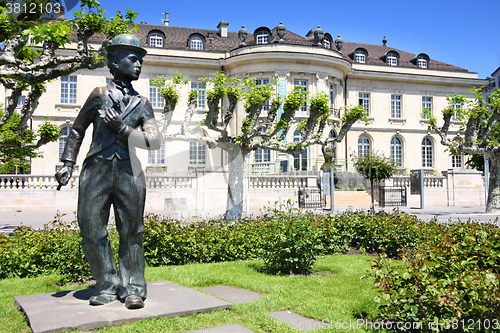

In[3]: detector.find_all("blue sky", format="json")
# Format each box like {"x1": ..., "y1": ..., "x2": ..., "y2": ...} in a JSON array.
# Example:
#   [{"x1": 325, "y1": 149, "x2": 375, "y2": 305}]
[{"x1": 68, "y1": 0, "x2": 500, "y2": 79}]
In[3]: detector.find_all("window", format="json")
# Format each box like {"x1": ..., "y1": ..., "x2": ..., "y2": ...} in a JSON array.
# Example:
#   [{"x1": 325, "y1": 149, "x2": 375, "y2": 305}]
[
  {"x1": 61, "y1": 76, "x2": 77, "y2": 104},
  {"x1": 148, "y1": 141, "x2": 165, "y2": 164},
  {"x1": 255, "y1": 79, "x2": 270, "y2": 111},
  {"x1": 58, "y1": 126, "x2": 71, "y2": 160},
  {"x1": 255, "y1": 127, "x2": 271, "y2": 162},
  {"x1": 358, "y1": 136, "x2": 370, "y2": 157},
  {"x1": 191, "y1": 83, "x2": 206, "y2": 109},
  {"x1": 328, "y1": 130, "x2": 337, "y2": 151},
  {"x1": 323, "y1": 38, "x2": 331, "y2": 49},
  {"x1": 355, "y1": 50, "x2": 366, "y2": 63},
  {"x1": 256, "y1": 31, "x2": 269, "y2": 44},
  {"x1": 255, "y1": 148, "x2": 271, "y2": 163},
  {"x1": 149, "y1": 82, "x2": 165, "y2": 108},
  {"x1": 417, "y1": 56, "x2": 427, "y2": 68},
  {"x1": 422, "y1": 97, "x2": 432, "y2": 119},
  {"x1": 294, "y1": 80, "x2": 308, "y2": 111},
  {"x1": 452, "y1": 155, "x2": 462, "y2": 168},
  {"x1": 453, "y1": 101, "x2": 462, "y2": 120},
  {"x1": 190, "y1": 36, "x2": 203, "y2": 50},
  {"x1": 189, "y1": 141, "x2": 206, "y2": 165},
  {"x1": 422, "y1": 138, "x2": 433, "y2": 168},
  {"x1": 15, "y1": 96, "x2": 26, "y2": 108},
  {"x1": 293, "y1": 130, "x2": 308, "y2": 171},
  {"x1": 387, "y1": 53, "x2": 397, "y2": 66},
  {"x1": 329, "y1": 84, "x2": 336, "y2": 110},
  {"x1": 149, "y1": 33, "x2": 163, "y2": 47},
  {"x1": 359, "y1": 93, "x2": 370, "y2": 116},
  {"x1": 391, "y1": 95, "x2": 402, "y2": 118},
  {"x1": 390, "y1": 137, "x2": 403, "y2": 167}
]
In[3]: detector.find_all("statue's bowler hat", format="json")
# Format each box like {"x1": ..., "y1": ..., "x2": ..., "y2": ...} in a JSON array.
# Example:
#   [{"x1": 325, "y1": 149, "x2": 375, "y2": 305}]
[{"x1": 107, "y1": 34, "x2": 147, "y2": 57}]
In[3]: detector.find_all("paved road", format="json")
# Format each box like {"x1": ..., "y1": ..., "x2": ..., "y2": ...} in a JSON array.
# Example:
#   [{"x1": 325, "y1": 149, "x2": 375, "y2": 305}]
[{"x1": 1, "y1": 206, "x2": 499, "y2": 235}]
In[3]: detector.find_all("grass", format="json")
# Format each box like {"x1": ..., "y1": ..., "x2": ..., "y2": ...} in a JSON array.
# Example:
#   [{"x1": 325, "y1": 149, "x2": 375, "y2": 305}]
[{"x1": 0, "y1": 254, "x2": 384, "y2": 333}]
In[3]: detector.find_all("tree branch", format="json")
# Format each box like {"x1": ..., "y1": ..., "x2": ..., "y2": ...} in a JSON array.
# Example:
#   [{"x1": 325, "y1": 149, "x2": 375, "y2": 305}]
[
  {"x1": 163, "y1": 132, "x2": 218, "y2": 149},
  {"x1": 17, "y1": 85, "x2": 44, "y2": 132}
]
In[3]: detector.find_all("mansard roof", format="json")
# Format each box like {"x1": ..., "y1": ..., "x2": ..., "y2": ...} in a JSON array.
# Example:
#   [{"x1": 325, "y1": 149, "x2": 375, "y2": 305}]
[
  {"x1": 341, "y1": 42, "x2": 465, "y2": 72},
  {"x1": 89, "y1": 22, "x2": 468, "y2": 73}
]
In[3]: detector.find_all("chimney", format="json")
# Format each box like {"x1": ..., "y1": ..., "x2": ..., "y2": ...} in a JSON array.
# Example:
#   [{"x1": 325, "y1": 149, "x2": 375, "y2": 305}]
[
  {"x1": 217, "y1": 20, "x2": 229, "y2": 37},
  {"x1": 162, "y1": 13, "x2": 169, "y2": 26}
]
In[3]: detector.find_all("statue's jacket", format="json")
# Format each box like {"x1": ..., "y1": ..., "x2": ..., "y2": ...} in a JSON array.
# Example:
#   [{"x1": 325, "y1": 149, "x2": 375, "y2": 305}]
[{"x1": 61, "y1": 81, "x2": 160, "y2": 168}]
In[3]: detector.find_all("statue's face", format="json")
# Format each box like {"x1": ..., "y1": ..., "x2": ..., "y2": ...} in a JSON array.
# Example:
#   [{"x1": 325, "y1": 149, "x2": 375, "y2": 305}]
[{"x1": 114, "y1": 51, "x2": 143, "y2": 81}]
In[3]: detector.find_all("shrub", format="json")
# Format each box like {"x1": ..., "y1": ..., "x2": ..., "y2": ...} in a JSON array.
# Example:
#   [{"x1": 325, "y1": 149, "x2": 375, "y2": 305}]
[
  {"x1": 260, "y1": 208, "x2": 323, "y2": 275},
  {"x1": 328, "y1": 209, "x2": 435, "y2": 257},
  {"x1": 369, "y1": 221, "x2": 500, "y2": 332},
  {"x1": 0, "y1": 213, "x2": 119, "y2": 283},
  {"x1": 142, "y1": 214, "x2": 269, "y2": 266}
]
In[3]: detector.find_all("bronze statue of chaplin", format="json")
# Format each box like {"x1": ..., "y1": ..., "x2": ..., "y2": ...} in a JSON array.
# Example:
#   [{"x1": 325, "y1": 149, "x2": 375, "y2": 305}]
[{"x1": 55, "y1": 34, "x2": 161, "y2": 309}]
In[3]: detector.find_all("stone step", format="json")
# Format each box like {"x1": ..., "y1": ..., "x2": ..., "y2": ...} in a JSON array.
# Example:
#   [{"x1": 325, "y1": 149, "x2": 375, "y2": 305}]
[{"x1": 327, "y1": 190, "x2": 377, "y2": 208}]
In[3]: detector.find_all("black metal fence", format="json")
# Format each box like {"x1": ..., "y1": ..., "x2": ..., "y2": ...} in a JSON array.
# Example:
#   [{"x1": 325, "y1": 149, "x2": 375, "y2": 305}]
[
  {"x1": 298, "y1": 187, "x2": 326, "y2": 209},
  {"x1": 379, "y1": 186, "x2": 407, "y2": 207}
]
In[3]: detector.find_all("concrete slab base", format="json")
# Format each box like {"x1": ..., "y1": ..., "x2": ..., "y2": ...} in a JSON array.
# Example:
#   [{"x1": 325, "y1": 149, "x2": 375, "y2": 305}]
[
  {"x1": 14, "y1": 280, "x2": 232, "y2": 333},
  {"x1": 202, "y1": 286, "x2": 262, "y2": 304},
  {"x1": 182, "y1": 324, "x2": 255, "y2": 332},
  {"x1": 267, "y1": 310, "x2": 329, "y2": 331}
]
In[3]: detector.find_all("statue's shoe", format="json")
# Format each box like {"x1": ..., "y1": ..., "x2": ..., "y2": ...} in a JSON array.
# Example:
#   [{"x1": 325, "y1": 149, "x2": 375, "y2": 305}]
[
  {"x1": 125, "y1": 295, "x2": 145, "y2": 309},
  {"x1": 89, "y1": 293, "x2": 117, "y2": 306}
]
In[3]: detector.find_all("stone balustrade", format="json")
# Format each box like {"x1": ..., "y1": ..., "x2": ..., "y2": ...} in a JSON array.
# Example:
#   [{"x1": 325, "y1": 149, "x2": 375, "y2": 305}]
[
  {"x1": 392, "y1": 175, "x2": 445, "y2": 188},
  {"x1": 145, "y1": 175, "x2": 194, "y2": 189},
  {"x1": 250, "y1": 175, "x2": 312, "y2": 188},
  {"x1": 0, "y1": 174, "x2": 79, "y2": 189},
  {"x1": 0, "y1": 173, "x2": 313, "y2": 190}
]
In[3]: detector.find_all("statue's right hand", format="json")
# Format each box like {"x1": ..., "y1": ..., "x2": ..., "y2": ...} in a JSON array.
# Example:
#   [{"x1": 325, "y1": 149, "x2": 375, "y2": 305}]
[{"x1": 55, "y1": 165, "x2": 73, "y2": 187}]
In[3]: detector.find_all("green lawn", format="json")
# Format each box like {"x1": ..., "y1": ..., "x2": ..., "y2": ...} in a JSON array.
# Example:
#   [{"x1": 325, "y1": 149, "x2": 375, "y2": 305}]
[{"x1": 0, "y1": 255, "x2": 385, "y2": 333}]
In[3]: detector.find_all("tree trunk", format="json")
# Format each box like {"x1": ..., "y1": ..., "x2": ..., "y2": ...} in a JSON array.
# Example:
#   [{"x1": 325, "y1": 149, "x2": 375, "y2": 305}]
[
  {"x1": 225, "y1": 145, "x2": 247, "y2": 222},
  {"x1": 486, "y1": 156, "x2": 500, "y2": 213},
  {"x1": 370, "y1": 181, "x2": 375, "y2": 214}
]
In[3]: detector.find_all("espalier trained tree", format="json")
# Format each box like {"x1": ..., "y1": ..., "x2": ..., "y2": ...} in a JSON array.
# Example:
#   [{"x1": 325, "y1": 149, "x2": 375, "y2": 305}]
[
  {"x1": 155, "y1": 73, "x2": 367, "y2": 221},
  {"x1": 0, "y1": 0, "x2": 137, "y2": 165},
  {"x1": 425, "y1": 88, "x2": 500, "y2": 213}
]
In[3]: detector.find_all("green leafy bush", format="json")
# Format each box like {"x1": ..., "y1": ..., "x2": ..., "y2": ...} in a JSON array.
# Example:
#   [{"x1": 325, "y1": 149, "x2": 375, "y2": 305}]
[
  {"x1": 369, "y1": 221, "x2": 500, "y2": 332},
  {"x1": 0, "y1": 213, "x2": 118, "y2": 283},
  {"x1": 324, "y1": 209, "x2": 435, "y2": 257},
  {"x1": 142, "y1": 214, "x2": 268, "y2": 266},
  {"x1": 260, "y1": 208, "x2": 323, "y2": 275}
]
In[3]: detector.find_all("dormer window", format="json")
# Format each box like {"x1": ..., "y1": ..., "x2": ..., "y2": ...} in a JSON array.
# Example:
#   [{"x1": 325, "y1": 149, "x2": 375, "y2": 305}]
[
  {"x1": 256, "y1": 31, "x2": 269, "y2": 44},
  {"x1": 323, "y1": 38, "x2": 330, "y2": 49},
  {"x1": 322, "y1": 33, "x2": 333, "y2": 49},
  {"x1": 417, "y1": 56, "x2": 427, "y2": 68},
  {"x1": 410, "y1": 53, "x2": 430, "y2": 69},
  {"x1": 190, "y1": 36, "x2": 203, "y2": 50},
  {"x1": 387, "y1": 53, "x2": 398, "y2": 66},
  {"x1": 355, "y1": 50, "x2": 366, "y2": 63},
  {"x1": 149, "y1": 33, "x2": 163, "y2": 47}
]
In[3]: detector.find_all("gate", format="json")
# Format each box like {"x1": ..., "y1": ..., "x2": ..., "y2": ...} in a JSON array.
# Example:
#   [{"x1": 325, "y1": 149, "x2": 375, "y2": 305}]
[
  {"x1": 298, "y1": 187, "x2": 326, "y2": 209},
  {"x1": 379, "y1": 186, "x2": 407, "y2": 207}
]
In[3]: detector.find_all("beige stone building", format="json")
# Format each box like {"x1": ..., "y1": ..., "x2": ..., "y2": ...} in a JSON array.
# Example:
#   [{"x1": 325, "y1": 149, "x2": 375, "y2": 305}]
[{"x1": 22, "y1": 19, "x2": 486, "y2": 177}]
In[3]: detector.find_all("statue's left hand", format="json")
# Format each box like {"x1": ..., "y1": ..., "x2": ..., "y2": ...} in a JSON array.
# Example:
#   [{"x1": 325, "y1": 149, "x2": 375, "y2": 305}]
[{"x1": 102, "y1": 107, "x2": 125, "y2": 132}]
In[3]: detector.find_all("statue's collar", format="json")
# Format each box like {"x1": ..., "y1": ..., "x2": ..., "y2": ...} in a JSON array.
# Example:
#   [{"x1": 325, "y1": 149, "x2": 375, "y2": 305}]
[{"x1": 112, "y1": 79, "x2": 133, "y2": 92}]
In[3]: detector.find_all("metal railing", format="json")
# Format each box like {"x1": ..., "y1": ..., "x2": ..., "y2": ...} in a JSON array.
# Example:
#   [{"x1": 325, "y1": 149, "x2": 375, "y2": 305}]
[
  {"x1": 298, "y1": 187, "x2": 326, "y2": 208},
  {"x1": 379, "y1": 186, "x2": 407, "y2": 207}
]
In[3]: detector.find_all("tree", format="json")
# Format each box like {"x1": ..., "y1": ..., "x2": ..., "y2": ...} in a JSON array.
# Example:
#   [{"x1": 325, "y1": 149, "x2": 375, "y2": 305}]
[
  {"x1": 426, "y1": 88, "x2": 500, "y2": 213},
  {"x1": 0, "y1": 0, "x2": 137, "y2": 158},
  {"x1": 155, "y1": 73, "x2": 367, "y2": 221},
  {"x1": 352, "y1": 151, "x2": 399, "y2": 212}
]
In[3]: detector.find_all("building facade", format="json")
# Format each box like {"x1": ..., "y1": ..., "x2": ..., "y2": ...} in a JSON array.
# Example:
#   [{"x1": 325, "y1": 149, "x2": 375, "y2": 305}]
[{"x1": 19, "y1": 19, "x2": 486, "y2": 176}]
